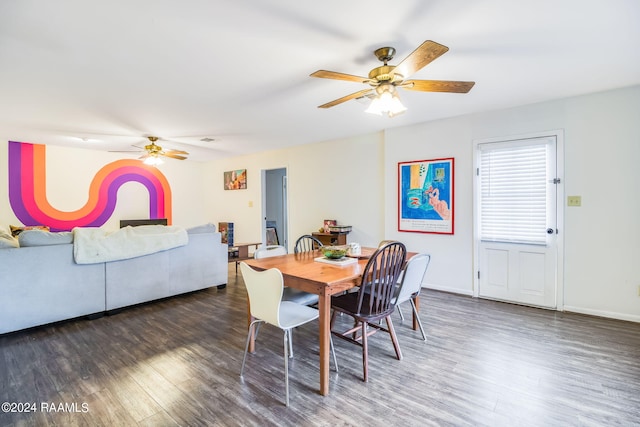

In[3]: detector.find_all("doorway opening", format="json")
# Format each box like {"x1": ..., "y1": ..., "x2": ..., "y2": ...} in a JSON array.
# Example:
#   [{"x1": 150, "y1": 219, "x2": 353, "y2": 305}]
[{"x1": 262, "y1": 168, "x2": 288, "y2": 250}]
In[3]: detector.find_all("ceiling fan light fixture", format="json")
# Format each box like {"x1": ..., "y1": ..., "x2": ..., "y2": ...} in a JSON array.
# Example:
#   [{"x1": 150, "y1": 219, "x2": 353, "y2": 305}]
[
  {"x1": 143, "y1": 155, "x2": 164, "y2": 166},
  {"x1": 365, "y1": 84, "x2": 407, "y2": 117}
]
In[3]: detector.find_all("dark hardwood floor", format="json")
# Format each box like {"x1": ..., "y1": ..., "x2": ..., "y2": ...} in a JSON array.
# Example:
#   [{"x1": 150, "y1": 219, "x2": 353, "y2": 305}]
[{"x1": 2, "y1": 265, "x2": 639, "y2": 426}]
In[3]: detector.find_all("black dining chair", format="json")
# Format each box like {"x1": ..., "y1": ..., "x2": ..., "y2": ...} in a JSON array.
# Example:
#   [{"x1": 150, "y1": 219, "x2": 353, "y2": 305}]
[
  {"x1": 330, "y1": 241, "x2": 407, "y2": 382},
  {"x1": 294, "y1": 234, "x2": 323, "y2": 254}
]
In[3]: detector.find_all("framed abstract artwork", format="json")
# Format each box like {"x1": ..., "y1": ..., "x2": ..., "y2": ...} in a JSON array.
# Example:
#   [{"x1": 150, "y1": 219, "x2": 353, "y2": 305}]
[
  {"x1": 224, "y1": 169, "x2": 247, "y2": 190},
  {"x1": 266, "y1": 227, "x2": 279, "y2": 245},
  {"x1": 398, "y1": 157, "x2": 454, "y2": 234}
]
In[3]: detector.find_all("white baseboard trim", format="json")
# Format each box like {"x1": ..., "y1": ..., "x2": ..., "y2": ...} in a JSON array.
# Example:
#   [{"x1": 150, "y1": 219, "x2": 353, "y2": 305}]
[
  {"x1": 418, "y1": 289, "x2": 639, "y2": 323},
  {"x1": 563, "y1": 305, "x2": 640, "y2": 323},
  {"x1": 422, "y1": 284, "x2": 474, "y2": 297}
]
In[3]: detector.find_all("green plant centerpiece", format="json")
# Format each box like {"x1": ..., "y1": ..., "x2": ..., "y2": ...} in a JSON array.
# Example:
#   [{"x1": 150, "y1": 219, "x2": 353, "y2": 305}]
[{"x1": 321, "y1": 245, "x2": 349, "y2": 260}]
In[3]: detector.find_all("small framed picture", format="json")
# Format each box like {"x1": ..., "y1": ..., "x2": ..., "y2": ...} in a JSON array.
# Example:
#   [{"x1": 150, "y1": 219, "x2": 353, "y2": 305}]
[
  {"x1": 266, "y1": 227, "x2": 279, "y2": 245},
  {"x1": 323, "y1": 219, "x2": 336, "y2": 233},
  {"x1": 224, "y1": 169, "x2": 247, "y2": 190}
]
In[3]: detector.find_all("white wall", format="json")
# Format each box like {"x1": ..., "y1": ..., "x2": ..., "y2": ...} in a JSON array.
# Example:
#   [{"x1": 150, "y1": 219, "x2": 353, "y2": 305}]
[
  {"x1": 204, "y1": 132, "x2": 385, "y2": 251},
  {"x1": 383, "y1": 120, "x2": 475, "y2": 296},
  {"x1": 0, "y1": 142, "x2": 209, "y2": 230},
  {"x1": 383, "y1": 85, "x2": 640, "y2": 321},
  {"x1": 204, "y1": 85, "x2": 640, "y2": 322}
]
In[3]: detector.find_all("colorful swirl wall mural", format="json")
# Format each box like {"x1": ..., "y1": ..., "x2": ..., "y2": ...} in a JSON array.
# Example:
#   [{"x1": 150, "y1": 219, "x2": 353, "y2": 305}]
[{"x1": 8, "y1": 141, "x2": 172, "y2": 231}]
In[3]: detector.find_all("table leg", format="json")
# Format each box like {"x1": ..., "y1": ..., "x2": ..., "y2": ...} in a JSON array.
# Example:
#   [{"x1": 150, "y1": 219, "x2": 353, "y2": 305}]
[{"x1": 318, "y1": 290, "x2": 330, "y2": 396}]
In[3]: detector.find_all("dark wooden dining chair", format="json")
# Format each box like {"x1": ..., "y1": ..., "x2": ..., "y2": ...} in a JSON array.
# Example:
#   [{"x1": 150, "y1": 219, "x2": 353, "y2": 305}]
[
  {"x1": 330, "y1": 241, "x2": 407, "y2": 382},
  {"x1": 294, "y1": 234, "x2": 323, "y2": 254}
]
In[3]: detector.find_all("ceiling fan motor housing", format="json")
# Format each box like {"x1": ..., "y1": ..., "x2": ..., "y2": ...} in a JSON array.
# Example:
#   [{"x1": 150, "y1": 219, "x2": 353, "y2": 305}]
[
  {"x1": 145, "y1": 143, "x2": 163, "y2": 154},
  {"x1": 369, "y1": 65, "x2": 395, "y2": 82}
]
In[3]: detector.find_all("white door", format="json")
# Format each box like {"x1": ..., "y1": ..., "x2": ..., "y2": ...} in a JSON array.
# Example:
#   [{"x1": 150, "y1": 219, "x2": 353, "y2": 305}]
[{"x1": 475, "y1": 134, "x2": 561, "y2": 308}]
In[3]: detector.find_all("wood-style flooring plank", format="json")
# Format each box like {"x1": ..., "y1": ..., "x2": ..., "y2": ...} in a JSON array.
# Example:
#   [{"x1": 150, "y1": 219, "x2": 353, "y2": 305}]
[{"x1": 1, "y1": 264, "x2": 639, "y2": 426}]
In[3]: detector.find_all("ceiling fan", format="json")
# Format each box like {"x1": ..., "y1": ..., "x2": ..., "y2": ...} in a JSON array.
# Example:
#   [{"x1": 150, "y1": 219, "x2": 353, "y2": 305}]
[
  {"x1": 113, "y1": 136, "x2": 189, "y2": 165},
  {"x1": 310, "y1": 40, "x2": 475, "y2": 117}
]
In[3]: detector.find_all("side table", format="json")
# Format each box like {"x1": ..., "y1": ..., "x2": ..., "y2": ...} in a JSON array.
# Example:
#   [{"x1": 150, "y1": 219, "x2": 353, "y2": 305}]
[
  {"x1": 228, "y1": 242, "x2": 261, "y2": 273},
  {"x1": 312, "y1": 232, "x2": 349, "y2": 246}
]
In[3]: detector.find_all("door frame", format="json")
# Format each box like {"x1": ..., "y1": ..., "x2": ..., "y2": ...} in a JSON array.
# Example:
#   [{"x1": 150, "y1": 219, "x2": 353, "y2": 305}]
[
  {"x1": 261, "y1": 167, "x2": 289, "y2": 249},
  {"x1": 472, "y1": 130, "x2": 565, "y2": 311}
]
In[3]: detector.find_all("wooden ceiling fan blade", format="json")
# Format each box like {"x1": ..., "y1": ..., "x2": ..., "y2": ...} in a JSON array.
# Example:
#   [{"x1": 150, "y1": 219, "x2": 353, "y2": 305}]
[
  {"x1": 162, "y1": 153, "x2": 188, "y2": 160},
  {"x1": 310, "y1": 70, "x2": 368, "y2": 83},
  {"x1": 403, "y1": 79, "x2": 475, "y2": 93},
  {"x1": 164, "y1": 149, "x2": 189, "y2": 155},
  {"x1": 392, "y1": 40, "x2": 449, "y2": 79},
  {"x1": 318, "y1": 89, "x2": 374, "y2": 108}
]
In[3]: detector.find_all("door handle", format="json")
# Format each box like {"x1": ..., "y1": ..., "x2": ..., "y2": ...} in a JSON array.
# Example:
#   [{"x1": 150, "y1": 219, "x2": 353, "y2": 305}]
[{"x1": 547, "y1": 228, "x2": 555, "y2": 234}]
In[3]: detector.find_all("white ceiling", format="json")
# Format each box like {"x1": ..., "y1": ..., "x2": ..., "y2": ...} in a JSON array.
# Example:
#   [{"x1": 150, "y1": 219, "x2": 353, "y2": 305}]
[{"x1": 1, "y1": 0, "x2": 639, "y2": 161}]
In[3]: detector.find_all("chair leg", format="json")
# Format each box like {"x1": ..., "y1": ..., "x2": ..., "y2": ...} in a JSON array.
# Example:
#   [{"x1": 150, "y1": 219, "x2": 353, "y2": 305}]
[
  {"x1": 288, "y1": 329, "x2": 294, "y2": 358},
  {"x1": 385, "y1": 316, "x2": 403, "y2": 361},
  {"x1": 361, "y1": 321, "x2": 369, "y2": 382},
  {"x1": 410, "y1": 299, "x2": 427, "y2": 341},
  {"x1": 329, "y1": 334, "x2": 339, "y2": 373},
  {"x1": 284, "y1": 329, "x2": 290, "y2": 407},
  {"x1": 397, "y1": 304, "x2": 405, "y2": 324},
  {"x1": 241, "y1": 320, "x2": 261, "y2": 377},
  {"x1": 328, "y1": 310, "x2": 340, "y2": 372},
  {"x1": 330, "y1": 309, "x2": 337, "y2": 329}
]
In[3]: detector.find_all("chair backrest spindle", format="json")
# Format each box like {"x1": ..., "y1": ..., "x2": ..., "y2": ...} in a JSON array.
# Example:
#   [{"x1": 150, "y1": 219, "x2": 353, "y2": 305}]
[
  {"x1": 294, "y1": 235, "x2": 323, "y2": 254},
  {"x1": 356, "y1": 241, "x2": 406, "y2": 318}
]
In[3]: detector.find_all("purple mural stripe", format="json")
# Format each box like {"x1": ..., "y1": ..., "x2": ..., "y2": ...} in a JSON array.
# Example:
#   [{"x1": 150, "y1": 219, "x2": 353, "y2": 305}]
[{"x1": 8, "y1": 142, "x2": 39, "y2": 225}]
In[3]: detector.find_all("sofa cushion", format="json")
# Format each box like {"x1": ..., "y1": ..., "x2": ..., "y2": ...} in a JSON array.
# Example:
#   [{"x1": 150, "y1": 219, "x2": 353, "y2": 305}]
[
  {"x1": 187, "y1": 223, "x2": 217, "y2": 234},
  {"x1": 0, "y1": 225, "x2": 19, "y2": 248},
  {"x1": 10, "y1": 225, "x2": 50, "y2": 237},
  {"x1": 19, "y1": 230, "x2": 74, "y2": 247}
]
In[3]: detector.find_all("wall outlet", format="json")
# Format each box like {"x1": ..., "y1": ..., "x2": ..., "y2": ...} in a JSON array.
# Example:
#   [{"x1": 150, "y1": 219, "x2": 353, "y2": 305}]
[{"x1": 567, "y1": 196, "x2": 582, "y2": 207}]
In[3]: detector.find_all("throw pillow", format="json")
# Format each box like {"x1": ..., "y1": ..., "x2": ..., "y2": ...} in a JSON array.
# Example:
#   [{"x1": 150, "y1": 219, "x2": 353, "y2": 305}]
[
  {"x1": 10, "y1": 225, "x2": 50, "y2": 237},
  {"x1": 19, "y1": 230, "x2": 73, "y2": 247},
  {"x1": 0, "y1": 225, "x2": 19, "y2": 248}
]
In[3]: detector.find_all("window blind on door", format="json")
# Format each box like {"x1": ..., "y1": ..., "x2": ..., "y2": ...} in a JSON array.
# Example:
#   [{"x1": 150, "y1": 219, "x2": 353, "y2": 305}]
[{"x1": 479, "y1": 142, "x2": 547, "y2": 245}]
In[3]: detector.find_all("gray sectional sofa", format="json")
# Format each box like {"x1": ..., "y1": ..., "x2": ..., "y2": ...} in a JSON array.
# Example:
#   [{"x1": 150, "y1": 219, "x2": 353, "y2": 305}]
[{"x1": 0, "y1": 225, "x2": 228, "y2": 334}]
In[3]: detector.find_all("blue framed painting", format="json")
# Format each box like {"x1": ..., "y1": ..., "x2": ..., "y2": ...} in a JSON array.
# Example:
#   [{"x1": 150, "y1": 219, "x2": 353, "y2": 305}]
[{"x1": 398, "y1": 157, "x2": 454, "y2": 234}]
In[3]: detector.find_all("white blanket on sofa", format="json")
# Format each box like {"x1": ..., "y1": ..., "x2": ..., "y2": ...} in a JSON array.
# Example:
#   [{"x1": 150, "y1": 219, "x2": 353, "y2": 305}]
[{"x1": 73, "y1": 225, "x2": 188, "y2": 264}]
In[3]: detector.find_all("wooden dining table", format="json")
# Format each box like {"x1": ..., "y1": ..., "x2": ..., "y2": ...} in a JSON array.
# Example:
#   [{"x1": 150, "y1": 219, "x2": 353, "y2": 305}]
[{"x1": 243, "y1": 247, "x2": 418, "y2": 396}]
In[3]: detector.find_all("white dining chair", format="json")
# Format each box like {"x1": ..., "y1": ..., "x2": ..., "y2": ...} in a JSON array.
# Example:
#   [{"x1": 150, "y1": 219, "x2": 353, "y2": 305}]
[
  {"x1": 254, "y1": 245, "x2": 319, "y2": 307},
  {"x1": 239, "y1": 262, "x2": 338, "y2": 406},
  {"x1": 394, "y1": 253, "x2": 431, "y2": 341},
  {"x1": 254, "y1": 245, "x2": 288, "y2": 259}
]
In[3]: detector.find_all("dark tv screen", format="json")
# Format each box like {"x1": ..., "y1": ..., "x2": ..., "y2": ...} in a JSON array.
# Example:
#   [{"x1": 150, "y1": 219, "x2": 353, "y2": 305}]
[{"x1": 119, "y1": 218, "x2": 168, "y2": 228}]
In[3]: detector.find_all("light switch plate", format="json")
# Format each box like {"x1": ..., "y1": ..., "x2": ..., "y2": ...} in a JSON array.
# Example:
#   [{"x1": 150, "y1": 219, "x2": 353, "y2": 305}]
[{"x1": 567, "y1": 196, "x2": 581, "y2": 207}]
